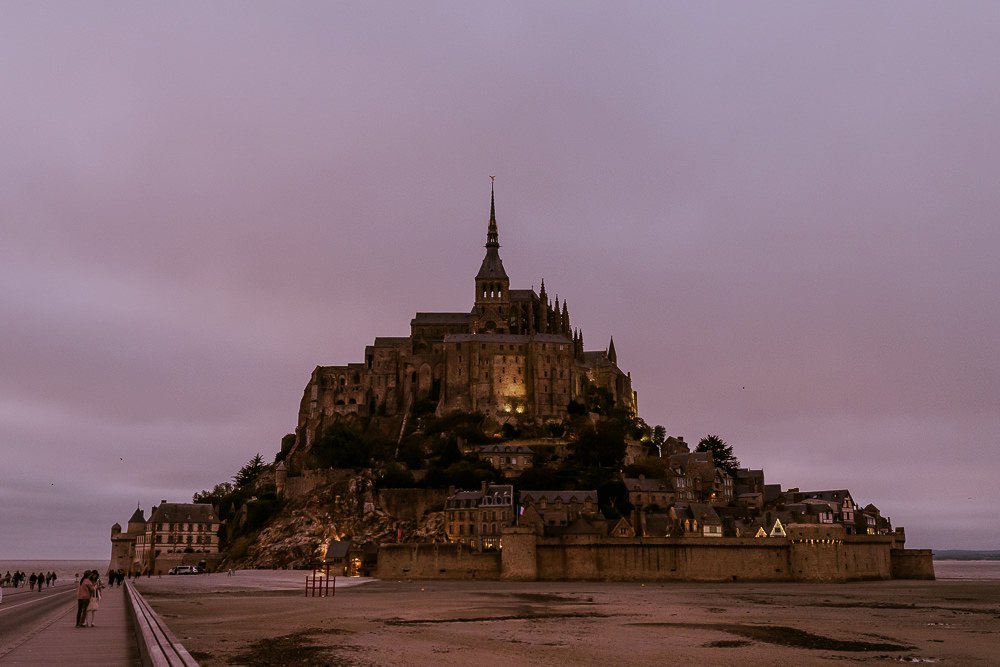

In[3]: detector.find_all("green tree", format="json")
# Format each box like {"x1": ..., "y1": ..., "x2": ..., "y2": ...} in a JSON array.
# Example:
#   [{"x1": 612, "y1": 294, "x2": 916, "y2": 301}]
[
  {"x1": 570, "y1": 421, "x2": 627, "y2": 468},
  {"x1": 695, "y1": 434, "x2": 740, "y2": 476},
  {"x1": 307, "y1": 423, "x2": 393, "y2": 469},
  {"x1": 233, "y1": 453, "x2": 265, "y2": 488},
  {"x1": 193, "y1": 481, "x2": 235, "y2": 505},
  {"x1": 652, "y1": 425, "x2": 666, "y2": 451}
]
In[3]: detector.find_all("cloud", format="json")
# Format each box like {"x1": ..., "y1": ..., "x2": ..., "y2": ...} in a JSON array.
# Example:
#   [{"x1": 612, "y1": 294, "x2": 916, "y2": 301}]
[{"x1": 1, "y1": 2, "x2": 997, "y2": 556}]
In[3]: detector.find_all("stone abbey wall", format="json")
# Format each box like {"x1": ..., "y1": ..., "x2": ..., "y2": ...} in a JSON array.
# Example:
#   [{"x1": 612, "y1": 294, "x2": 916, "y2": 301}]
[{"x1": 376, "y1": 530, "x2": 934, "y2": 583}]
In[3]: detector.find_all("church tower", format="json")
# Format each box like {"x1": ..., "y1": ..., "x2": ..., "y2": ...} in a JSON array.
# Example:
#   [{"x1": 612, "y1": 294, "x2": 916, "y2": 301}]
[{"x1": 472, "y1": 179, "x2": 511, "y2": 333}]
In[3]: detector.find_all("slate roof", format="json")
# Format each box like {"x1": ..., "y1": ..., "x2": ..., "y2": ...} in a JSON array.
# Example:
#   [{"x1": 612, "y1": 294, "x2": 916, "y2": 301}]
[
  {"x1": 479, "y1": 444, "x2": 534, "y2": 455},
  {"x1": 788, "y1": 489, "x2": 854, "y2": 506},
  {"x1": 444, "y1": 333, "x2": 571, "y2": 344},
  {"x1": 148, "y1": 502, "x2": 216, "y2": 524},
  {"x1": 476, "y1": 247, "x2": 508, "y2": 280},
  {"x1": 564, "y1": 516, "x2": 601, "y2": 535},
  {"x1": 684, "y1": 502, "x2": 722, "y2": 525},
  {"x1": 509, "y1": 289, "x2": 538, "y2": 301},
  {"x1": 371, "y1": 337, "x2": 411, "y2": 347},
  {"x1": 411, "y1": 312, "x2": 472, "y2": 325},
  {"x1": 128, "y1": 507, "x2": 146, "y2": 524},
  {"x1": 623, "y1": 476, "x2": 671, "y2": 492},
  {"x1": 327, "y1": 539, "x2": 352, "y2": 560},
  {"x1": 643, "y1": 513, "x2": 674, "y2": 537},
  {"x1": 520, "y1": 490, "x2": 598, "y2": 505}
]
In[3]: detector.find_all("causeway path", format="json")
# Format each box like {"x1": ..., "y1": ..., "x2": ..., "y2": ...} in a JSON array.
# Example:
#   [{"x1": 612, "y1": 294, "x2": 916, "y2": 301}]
[{"x1": 0, "y1": 583, "x2": 141, "y2": 665}]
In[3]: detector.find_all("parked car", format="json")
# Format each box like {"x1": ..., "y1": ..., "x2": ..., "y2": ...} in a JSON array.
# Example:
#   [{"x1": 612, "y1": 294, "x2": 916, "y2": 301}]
[{"x1": 167, "y1": 565, "x2": 199, "y2": 575}]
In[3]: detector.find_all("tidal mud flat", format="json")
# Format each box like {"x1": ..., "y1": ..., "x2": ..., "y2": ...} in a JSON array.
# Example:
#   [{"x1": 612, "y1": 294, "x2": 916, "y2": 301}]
[{"x1": 139, "y1": 574, "x2": 1000, "y2": 666}]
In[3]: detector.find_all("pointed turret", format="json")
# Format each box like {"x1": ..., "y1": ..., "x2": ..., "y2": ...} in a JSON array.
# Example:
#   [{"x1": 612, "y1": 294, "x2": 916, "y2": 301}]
[
  {"x1": 607, "y1": 336, "x2": 617, "y2": 365},
  {"x1": 562, "y1": 300, "x2": 570, "y2": 335},
  {"x1": 536, "y1": 280, "x2": 549, "y2": 333}
]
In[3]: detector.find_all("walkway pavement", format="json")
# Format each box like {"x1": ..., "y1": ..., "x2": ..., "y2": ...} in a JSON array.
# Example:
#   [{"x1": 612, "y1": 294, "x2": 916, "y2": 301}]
[{"x1": 2, "y1": 584, "x2": 141, "y2": 665}]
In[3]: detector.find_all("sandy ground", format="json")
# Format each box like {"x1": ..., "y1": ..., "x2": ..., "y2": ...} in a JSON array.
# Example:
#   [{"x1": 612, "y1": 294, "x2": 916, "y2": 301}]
[{"x1": 138, "y1": 573, "x2": 1000, "y2": 666}]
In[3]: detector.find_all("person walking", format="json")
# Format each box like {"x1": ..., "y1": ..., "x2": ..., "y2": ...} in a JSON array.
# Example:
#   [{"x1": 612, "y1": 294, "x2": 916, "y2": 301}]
[
  {"x1": 75, "y1": 570, "x2": 95, "y2": 627},
  {"x1": 85, "y1": 573, "x2": 103, "y2": 627}
]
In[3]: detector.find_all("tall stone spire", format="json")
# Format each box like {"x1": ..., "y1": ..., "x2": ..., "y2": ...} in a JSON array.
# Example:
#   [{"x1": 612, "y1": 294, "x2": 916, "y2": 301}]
[
  {"x1": 486, "y1": 176, "x2": 499, "y2": 248},
  {"x1": 474, "y1": 176, "x2": 509, "y2": 333},
  {"x1": 476, "y1": 177, "x2": 507, "y2": 281},
  {"x1": 607, "y1": 336, "x2": 617, "y2": 365}
]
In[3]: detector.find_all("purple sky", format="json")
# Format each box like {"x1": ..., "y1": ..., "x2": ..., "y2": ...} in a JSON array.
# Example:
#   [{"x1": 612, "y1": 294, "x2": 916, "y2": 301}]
[{"x1": 2, "y1": 3, "x2": 997, "y2": 558}]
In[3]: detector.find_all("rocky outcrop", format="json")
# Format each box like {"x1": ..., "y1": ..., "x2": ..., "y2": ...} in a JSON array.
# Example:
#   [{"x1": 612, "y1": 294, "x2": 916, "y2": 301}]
[{"x1": 231, "y1": 470, "x2": 448, "y2": 568}]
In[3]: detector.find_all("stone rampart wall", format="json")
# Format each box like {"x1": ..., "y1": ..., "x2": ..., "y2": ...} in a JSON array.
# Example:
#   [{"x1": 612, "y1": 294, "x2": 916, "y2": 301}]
[
  {"x1": 533, "y1": 537, "x2": 791, "y2": 582},
  {"x1": 376, "y1": 543, "x2": 501, "y2": 579},
  {"x1": 377, "y1": 534, "x2": 934, "y2": 582},
  {"x1": 891, "y1": 549, "x2": 936, "y2": 579},
  {"x1": 282, "y1": 469, "x2": 357, "y2": 500}
]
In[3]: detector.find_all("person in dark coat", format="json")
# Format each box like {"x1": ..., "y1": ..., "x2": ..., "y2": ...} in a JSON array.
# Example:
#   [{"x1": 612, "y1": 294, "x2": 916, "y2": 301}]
[{"x1": 75, "y1": 570, "x2": 95, "y2": 627}]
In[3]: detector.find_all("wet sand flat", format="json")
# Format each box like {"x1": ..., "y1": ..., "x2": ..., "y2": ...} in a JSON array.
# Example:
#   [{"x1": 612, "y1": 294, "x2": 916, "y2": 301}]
[{"x1": 139, "y1": 574, "x2": 1000, "y2": 666}]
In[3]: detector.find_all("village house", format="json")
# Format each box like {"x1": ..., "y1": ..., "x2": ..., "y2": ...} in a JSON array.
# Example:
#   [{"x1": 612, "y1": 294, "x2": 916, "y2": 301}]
[
  {"x1": 668, "y1": 451, "x2": 734, "y2": 504},
  {"x1": 784, "y1": 488, "x2": 856, "y2": 533},
  {"x1": 477, "y1": 443, "x2": 534, "y2": 478},
  {"x1": 623, "y1": 474, "x2": 675, "y2": 510},
  {"x1": 517, "y1": 489, "x2": 600, "y2": 536},
  {"x1": 674, "y1": 501, "x2": 724, "y2": 537},
  {"x1": 444, "y1": 482, "x2": 514, "y2": 551}
]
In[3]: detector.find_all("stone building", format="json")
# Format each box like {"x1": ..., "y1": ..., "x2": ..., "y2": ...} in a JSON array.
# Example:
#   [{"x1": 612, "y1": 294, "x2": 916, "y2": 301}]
[
  {"x1": 289, "y1": 184, "x2": 637, "y2": 469},
  {"x1": 517, "y1": 489, "x2": 601, "y2": 536},
  {"x1": 112, "y1": 500, "x2": 221, "y2": 575},
  {"x1": 109, "y1": 506, "x2": 147, "y2": 574},
  {"x1": 444, "y1": 482, "x2": 514, "y2": 551},
  {"x1": 477, "y1": 443, "x2": 534, "y2": 478}
]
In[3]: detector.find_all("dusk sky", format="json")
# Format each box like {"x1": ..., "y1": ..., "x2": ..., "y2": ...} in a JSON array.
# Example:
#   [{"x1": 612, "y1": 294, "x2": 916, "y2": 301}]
[{"x1": 2, "y1": 3, "x2": 997, "y2": 559}]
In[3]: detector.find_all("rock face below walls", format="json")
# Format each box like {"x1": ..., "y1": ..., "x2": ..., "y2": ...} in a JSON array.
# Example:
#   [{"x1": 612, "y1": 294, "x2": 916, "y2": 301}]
[{"x1": 235, "y1": 470, "x2": 449, "y2": 568}]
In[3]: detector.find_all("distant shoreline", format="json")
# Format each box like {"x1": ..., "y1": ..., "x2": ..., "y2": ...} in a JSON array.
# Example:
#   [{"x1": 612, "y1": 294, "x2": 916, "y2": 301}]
[{"x1": 932, "y1": 551, "x2": 1000, "y2": 561}]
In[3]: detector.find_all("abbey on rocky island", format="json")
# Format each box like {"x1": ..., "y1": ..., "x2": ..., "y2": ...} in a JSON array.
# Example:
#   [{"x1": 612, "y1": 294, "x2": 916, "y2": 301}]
[{"x1": 292, "y1": 183, "x2": 636, "y2": 457}]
